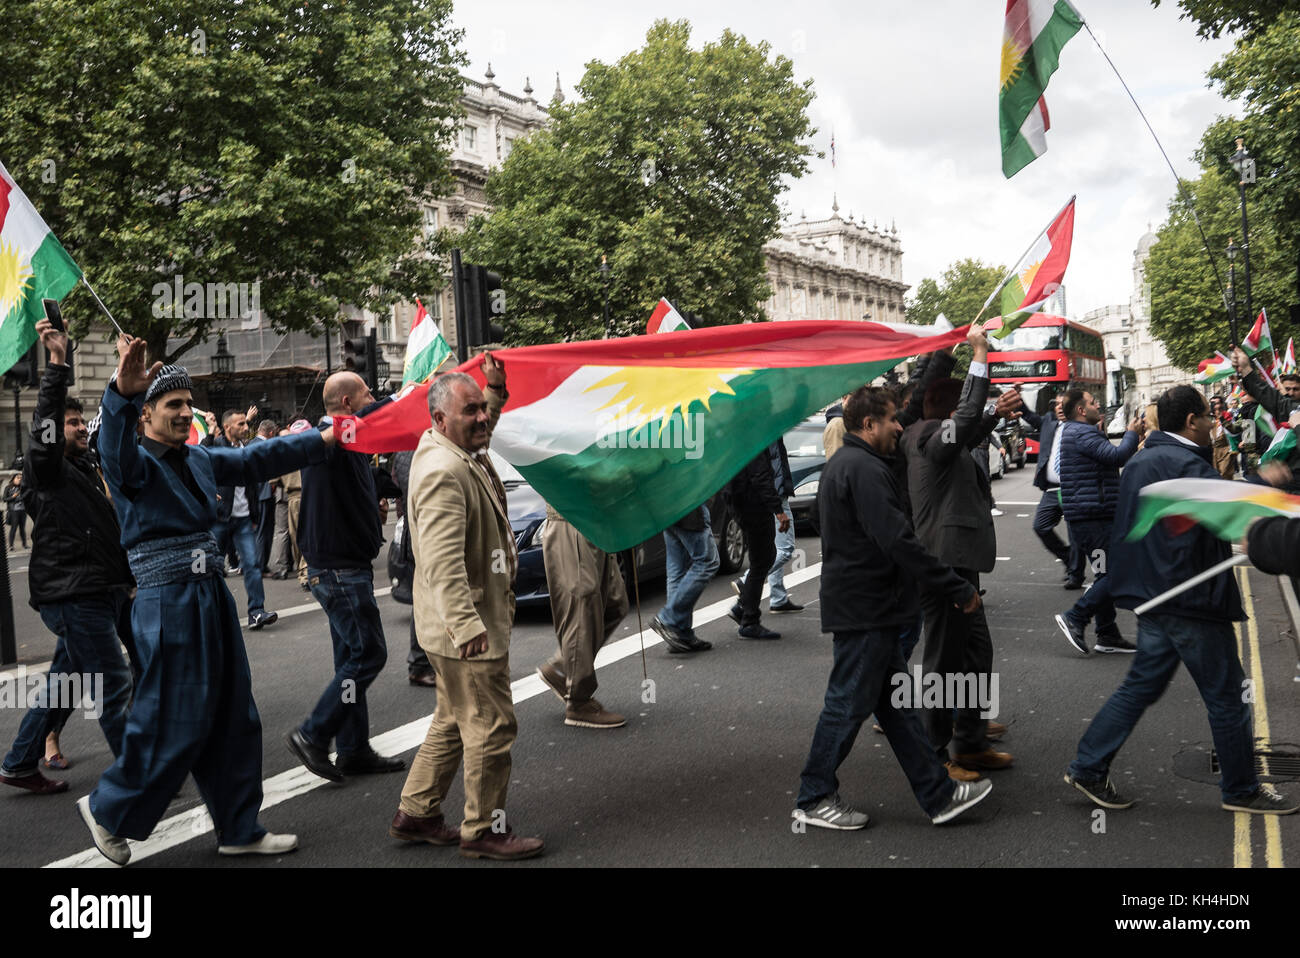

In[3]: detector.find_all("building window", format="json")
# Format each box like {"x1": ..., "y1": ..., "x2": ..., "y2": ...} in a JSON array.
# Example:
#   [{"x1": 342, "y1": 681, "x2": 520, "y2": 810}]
[
  {"x1": 463, "y1": 126, "x2": 477, "y2": 151},
  {"x1": 422, "y1": 206, "x2": 439, "y2": 237},
  {"x1": 378, "y1": 311, "x2": 395, "y2": 342},
  {"x1": 502, "y1": 137, "x2": 514, "y2": 158}
]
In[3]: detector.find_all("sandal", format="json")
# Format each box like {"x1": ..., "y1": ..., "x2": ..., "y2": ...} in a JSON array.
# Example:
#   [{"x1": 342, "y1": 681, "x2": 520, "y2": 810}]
[{"x1": 42, "y1": 753, "x2": 70, "y2": 771}]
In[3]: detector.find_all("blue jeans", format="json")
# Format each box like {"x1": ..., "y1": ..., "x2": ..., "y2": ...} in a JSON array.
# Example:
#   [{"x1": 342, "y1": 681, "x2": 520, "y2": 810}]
[
  {"x1": 658, "y1": 507, "x2": 720, "y2": 633},
  {"x1": 798, "y1": 621, "x2": 952, "y2": 817},
  {"x1": 301, "y1": 567, "x2": 388, "y2": 757},
  {"x1": 1065, "y1": 518, "x2": 1119, "y2": 640},
  {"x1": 216, "y1": 515, "x2": 265, "y2": 617},
  {"x1": 2, "y1": 591, "x2": 134, "y2": 776},
  {"x1": 740, "y1": 497, "x2": 796, "y2": 605},
  {"x1": 1070, "y1": 614, "x2": 1257, "y2": 802}
]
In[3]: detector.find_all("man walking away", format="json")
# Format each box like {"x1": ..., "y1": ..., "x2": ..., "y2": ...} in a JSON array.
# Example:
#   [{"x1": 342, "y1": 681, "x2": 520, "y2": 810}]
[
  {"x1": 1054, "y1": 389, "x2": 1143, "y2": 655},
  {"x1": 650, "y1": 504, "x2": 718, "y2": 654},
  {"x1": 794, "y1": 386, "x2": 993, "y2": 830},
  {"x1": 727, "y1": 448, "x2": 789, "y2": 639},
  {"x1": 1032, "y1": 395, "x2": 1085, "y2": 588},
  {"x1": 736, "y1": 438, "x2": 802, "y2": 614},
  {"x1": 1066, "y1": 385, "x2": 1296, "y2": 815}
]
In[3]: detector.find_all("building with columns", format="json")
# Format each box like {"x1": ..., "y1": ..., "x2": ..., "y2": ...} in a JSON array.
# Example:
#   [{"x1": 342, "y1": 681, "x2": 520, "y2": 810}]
[{"x1": 762, "y1": 202, "x2": 908, "y2": 324}]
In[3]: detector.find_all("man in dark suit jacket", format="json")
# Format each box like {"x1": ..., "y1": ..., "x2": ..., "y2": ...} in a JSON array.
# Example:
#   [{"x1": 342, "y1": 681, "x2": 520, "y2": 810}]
[
  {"x1": 253, "y1": 420, "x2": 278, "y2": 572},
  {"x1": 901, "y1": 326, "x2": 1018, "y2": 778},
  {"x1": 1032, "y1": 395, "x2": 1084, "y2": 587},
  {"x1": 202, "y1": 407, "x2": 276, "y2": 629}
]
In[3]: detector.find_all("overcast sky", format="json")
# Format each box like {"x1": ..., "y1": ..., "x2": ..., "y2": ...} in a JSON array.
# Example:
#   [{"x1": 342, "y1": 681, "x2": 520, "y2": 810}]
[{"x1": 449, "y1": 0, "x2": 1237, "y2": 319}]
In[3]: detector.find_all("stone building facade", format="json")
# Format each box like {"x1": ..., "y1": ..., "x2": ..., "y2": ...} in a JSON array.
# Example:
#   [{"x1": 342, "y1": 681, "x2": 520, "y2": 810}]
[{"x1": 762, "y1": 203, "x2": 907, "y2": 324}]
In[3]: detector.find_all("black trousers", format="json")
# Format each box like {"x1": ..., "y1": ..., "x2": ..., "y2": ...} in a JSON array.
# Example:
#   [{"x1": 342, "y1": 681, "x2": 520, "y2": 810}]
[
  {"x1": 256, "y1": 499, "x2": 276, "y2": 571},
  {"x1": 408, "y1": 617, "x2": 433, "y2": 675},
  {"x1": 920, "y1": 568, "x2": 993, "y2": 757},
  {"x1": 1032, "y1": 488, "x2": 1084, "y2": 582},
  {"x1": 737, "y1": 510, "x2": 777, "y2": 625}
]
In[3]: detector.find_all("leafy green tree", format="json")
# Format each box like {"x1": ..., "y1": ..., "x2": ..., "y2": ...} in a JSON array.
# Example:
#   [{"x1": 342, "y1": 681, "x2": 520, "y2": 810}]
[
  {"x1": 1150, "y1": 0, "x2": 1291, "y2": 39},
  {"x1": 905, "y1": 258, "x2": 1007, "y2": 378},
  {"x1": 0, "y1": 0, "x2": 466, "y2": 363},
  {"x1": 458, "y1": 20, "x2": 816, "y2": 344}
]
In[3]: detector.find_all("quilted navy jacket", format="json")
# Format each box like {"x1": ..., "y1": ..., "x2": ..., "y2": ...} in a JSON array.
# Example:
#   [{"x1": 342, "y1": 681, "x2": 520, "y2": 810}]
[{"x1": 1058, "y1": 421, "x2": 1139, "y2": 523}]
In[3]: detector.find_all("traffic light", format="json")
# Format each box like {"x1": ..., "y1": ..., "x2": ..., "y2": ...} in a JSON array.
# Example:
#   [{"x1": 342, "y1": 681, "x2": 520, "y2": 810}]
[
  {"x1": 3, "y1": 342, "x2": 39, "y2": 389},
  {"x1": 464, "y1": 265, "x2": 505, "y2": 350},
  {"x1": 343, "y1": 329, "x2": 379, "y2": 392}
]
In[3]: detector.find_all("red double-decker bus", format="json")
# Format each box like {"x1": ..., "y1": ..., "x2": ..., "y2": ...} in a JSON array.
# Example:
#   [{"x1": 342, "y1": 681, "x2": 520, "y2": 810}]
[{"x1": 984, "y1": 313, "x2": 1106, "y2": 457}]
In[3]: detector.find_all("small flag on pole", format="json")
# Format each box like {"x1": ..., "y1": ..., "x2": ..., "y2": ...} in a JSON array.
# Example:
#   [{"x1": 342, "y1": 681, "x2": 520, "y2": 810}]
[
  {"x1": 1242, "y1": 308, "x2": 1272, "y2": 356},
  {"x1": 999, "y1": 0, "x2": 1084, "y2": 177},
  {"x1": 1193, "y1": 351, "x2": 1234, "y2": 385},
  {"x1": 989, "y1": 197, "x2": 1076, "y2": 340},
  {"x1": 1283, "y1": 338, "x2": 1297, "y2": 375},
  {"x1": 401, "y1": 296, "x2": 453, "y2": 388},
  {"x1": 1261, "y1": 424, "x2": 1296, "y2": 465},
  {"x1": 646, "y1": 298, "x2": 691, "y2": 335}
]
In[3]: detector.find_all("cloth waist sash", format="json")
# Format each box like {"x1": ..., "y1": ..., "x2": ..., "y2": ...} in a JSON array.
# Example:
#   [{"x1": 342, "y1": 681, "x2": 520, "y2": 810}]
[{"x1": 128, "y1": 531, "x2": 223, "y2": 589}]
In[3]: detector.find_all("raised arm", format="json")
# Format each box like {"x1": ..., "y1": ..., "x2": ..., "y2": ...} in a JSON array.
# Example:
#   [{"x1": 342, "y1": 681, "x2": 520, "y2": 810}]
[
  {"x1": 26, "y1": 320, "x2": 71, "y2": 490},
  {"x1": 206, "y1": 431, "x2": 330, "y2": 488}
]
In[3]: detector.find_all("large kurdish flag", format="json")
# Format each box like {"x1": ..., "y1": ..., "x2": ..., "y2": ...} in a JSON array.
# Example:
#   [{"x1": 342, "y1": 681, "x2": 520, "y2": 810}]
[
  {"x1": 999, "y1": 0, "x2": 1084, "y2": 177},
  {"x1": 340, "y1": 320, "x2": 966, "y2": 553},
  {"x1": 1126, "y1": 477, "x2": 1300, "y2": 542},
  {"x1": 0, "y1": 162, "x2": 82, "y2": 374}
]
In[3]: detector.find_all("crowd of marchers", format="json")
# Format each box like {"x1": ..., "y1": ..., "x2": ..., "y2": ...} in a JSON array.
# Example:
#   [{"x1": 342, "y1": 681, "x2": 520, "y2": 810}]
[{"x1": 1, "y1": 319, "x2": 1296, "y2": 867}]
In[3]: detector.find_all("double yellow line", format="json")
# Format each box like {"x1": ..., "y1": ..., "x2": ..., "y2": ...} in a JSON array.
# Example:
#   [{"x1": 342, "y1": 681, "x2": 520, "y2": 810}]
[{"x1": 1233, "y1": 568, "x2": 1285, "y2": 868}]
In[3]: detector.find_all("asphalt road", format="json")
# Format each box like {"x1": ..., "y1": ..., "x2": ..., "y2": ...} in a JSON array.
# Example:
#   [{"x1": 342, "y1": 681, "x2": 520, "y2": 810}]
[{"x1": 1, "y1": 467, "x2": 1298, "y2": 871}]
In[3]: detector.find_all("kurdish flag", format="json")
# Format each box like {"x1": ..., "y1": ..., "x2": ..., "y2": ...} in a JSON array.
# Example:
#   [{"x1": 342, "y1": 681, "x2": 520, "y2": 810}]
[
  {"x1": 989, "y1": 197, "x2": 1076, "y2": 340},
  {"x1": 1194, "y1": 351, "x2": 1233, "y2": 385},
  {"x1": 646, "y1": 298, "x2": 690, "y2": 335},
  {"x1": 187, "y1": 407, "x2": 211, "y2": 446},
  {"x1": 999, "y1": 0, "x2": 1084, "y2": 177},
  {"x1": 1255, "y1": 405, "x2": 1277, "y2": 439},
  {"x1": 1283, "y1": 338, "x2": 1297, "y2": 375},
  {"x1": 1261, "y1": 425, "x2": 1296, "y2": 465},
  {"x1": 1242, "y1": 308, "x2": 1272, "y2": 356},
  {"x1": 1127, "y1": 477, "x2": 1300, "y2": 542},
  {"x1": 338, "y1": 320, "x2": 967, "y2": 552},
  {"x1": 0, "y1": 162, "x2": 82, "y2": 375},
  {"x1": 401, "y1": 297, "x2": 453, "y2": 387}
]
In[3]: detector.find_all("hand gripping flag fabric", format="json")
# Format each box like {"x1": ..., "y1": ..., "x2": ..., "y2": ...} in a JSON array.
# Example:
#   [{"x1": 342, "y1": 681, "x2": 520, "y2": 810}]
[
  {"x1": 989, "y1": 197, "x2": 1076, "y2": 340},
  {"x1": 0, "y1": 161, "x2": 82, "y2": 374},
  {"x1": 336, "y1": 320, "x2": 967, "y2": 553},
  {"x1": 1126, "y1": 477, "x2": 1300, "y2": 542},
  {"x1": 999, "y1": 0, "x2": 1084, "y2": 177}
]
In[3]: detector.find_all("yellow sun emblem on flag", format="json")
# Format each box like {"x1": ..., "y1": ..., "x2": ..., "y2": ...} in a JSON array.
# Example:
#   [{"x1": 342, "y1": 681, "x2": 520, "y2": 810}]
[
  {"x1": 0, "y1": 240, "x2": 34, "y2": 321},
  {"x1": 585, "y1": 365, "x2": 752, "y2": 432},
  {"x1": 1000, "y1": 37, "x2": 1027, "y2": 89}
]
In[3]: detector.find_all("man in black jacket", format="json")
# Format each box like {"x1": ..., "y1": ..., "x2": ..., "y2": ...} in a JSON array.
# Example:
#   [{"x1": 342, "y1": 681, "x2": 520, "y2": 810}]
[
  {"x1": 202, "y1": 408, "x2": 276, "y2": 629},
  {"x1": 0, "y1": 319, "x2": 135, "y2": 795},
  {"x1": 902, "y1": 326, "x2": 1018, "y2": 777},
  {"x1": 1067, "y1": 385, "x2": 1296, "y2": 814},
  {"x1": 287, "y1": 370, "x2": 405, "y2": 782},
  {"x1": 793, "y1": 385, "x2": 992, "y2": 829},
  {"x1": 726, "y1": 447, "x2": 789, "y2": 639}
]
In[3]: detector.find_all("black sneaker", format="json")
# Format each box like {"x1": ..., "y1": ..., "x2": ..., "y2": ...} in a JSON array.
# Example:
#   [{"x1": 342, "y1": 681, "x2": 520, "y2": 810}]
[
  {"x1": 1222, "y1": 784, "x2": 1299, "y2": 814},
  {"x1": 1055, "y1": 613, "x2": 1089, "y2": 655},
  {"x1": 681, "y1": 631, "x2": 713, "y2": 652},
  {"x1": 1063, "y1": 579, "x2": 1084, "y2": 591},
  {"x1": 738, "y1": 623, "x2": 780, "y2": 640},
  {"x1": 931, "y1": 778, "x2": 993, "y2": 824},
  {"x1": 650, "y1": 616, "x2": 696, "y2": 654},
  {"x1": 727, "y1": 604, "x2": 743, "y2": 625},
  {"x1": 1094, "y1": 637, "x2": 1137, "y2": 654},
  {"x1": 730, "y1": 578, "x2": 743, "y2": 596},
  {"x1": 770, "y1": 599, "x2": 803, "y2": 613},
  {"x1": 1064, "y1": 772, "x2": 1135, "y2": 809},
  {"x1": 248, "y1": 610, "x2": 278, "y2": 630}
]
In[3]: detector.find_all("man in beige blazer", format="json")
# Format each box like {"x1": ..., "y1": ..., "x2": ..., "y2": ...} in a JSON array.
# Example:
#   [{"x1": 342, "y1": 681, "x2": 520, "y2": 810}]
[{"x1": 389, "y1": 362, "x2": 544, "y2": 861}]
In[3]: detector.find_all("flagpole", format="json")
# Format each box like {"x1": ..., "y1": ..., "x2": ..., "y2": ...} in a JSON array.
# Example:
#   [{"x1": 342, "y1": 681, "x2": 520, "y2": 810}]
[
  {"x1": 1133, "y1": 553, "x2": 1250, "y2": 616},
  {"x1": 974, "y1": 194, "x2": 1076, "y2": 324},
  {"x1": 80, "y1": 276, "x2": 128, "y2": 339},
  {"x1": 1253, "y1": 356, "x2": 1277, "y2": 391},
  {"x1": 1079, "y1": 21, "x2": 1237, "y2": 345}
]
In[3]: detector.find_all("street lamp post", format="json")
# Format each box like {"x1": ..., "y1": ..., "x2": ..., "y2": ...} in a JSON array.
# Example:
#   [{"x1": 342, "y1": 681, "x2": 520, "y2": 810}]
[
  {"x1": 1230, "y1": 138, "x2": 1256, "y2": 336},
  {"x1": 1226, "y1": 239, "x2": 1239, "y2": 343},
  {"x1": 600, "y1": 255, "x2": 612, "y2": 338}
]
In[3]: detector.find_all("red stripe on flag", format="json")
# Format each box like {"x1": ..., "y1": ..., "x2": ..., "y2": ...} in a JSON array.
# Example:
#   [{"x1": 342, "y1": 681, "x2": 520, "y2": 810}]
[
  {"x1": 1023, "y1": 199, "x2": 1075, "y2": 307},
  {"x1": 0, "y1": 173, "x2": 11, "y2": 228}
]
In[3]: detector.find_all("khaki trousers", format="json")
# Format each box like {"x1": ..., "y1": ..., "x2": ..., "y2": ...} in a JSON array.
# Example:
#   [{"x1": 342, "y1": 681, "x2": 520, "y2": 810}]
[
  {"x1": 542, "y1": 514, "x2": 629, "y2": 703},
  {"x1": 399, "y1": 653, "x2": 516, "y2": 840},
  {"x1": 286, "y1": 493, "x2": 307, "y2": 584}
]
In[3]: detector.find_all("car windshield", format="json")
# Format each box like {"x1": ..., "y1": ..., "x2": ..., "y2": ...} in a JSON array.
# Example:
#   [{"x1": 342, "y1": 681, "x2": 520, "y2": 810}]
[
  {"x1": 785, "y1": 423, "x2": 824, "y2": 458},
  {"x1": 487, "y1": 449, "x2": 527, "y2": 484}
]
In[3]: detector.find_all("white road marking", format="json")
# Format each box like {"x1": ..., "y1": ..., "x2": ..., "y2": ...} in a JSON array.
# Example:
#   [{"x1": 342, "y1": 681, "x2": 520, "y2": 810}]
[{"x1": 48, "y1": 566, "x2": 821, "y2": 867}]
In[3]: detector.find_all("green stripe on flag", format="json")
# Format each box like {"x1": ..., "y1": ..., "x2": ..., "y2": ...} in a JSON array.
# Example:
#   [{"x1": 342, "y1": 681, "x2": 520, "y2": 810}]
[{"x1": 0, "y1": 232, "x2": 81, "y2": 373}]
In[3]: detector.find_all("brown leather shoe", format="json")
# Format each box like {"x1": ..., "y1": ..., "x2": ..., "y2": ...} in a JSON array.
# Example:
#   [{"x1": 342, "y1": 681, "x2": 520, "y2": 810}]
[
  {"x1": 954, "y1": 749, "x2": 1014, "y2": 771},
  {"x1": 944, "y1": 760, "x2": 982, "y2": 782},
  {"x1": 408, "y1": 670, "x2": 437, "y2": 688},
  {"x1": 459, "y1": 827, "x2": 544, "y2": 861},
  {"x1": 537, "y1": 664, "x2": 567, "y2": 703},
  {"x1": 986, "y1": 721, "x2": 1007, "y2": 741},
  {"x1": 0, "y1": 771, "x2": 69, "y2": 794},
  {"x1": 389, "y1": 809, "x2": 460, "y2": 845},
  {"x1": 564, "y1": 699, "x2": 625, "y2": 729}
]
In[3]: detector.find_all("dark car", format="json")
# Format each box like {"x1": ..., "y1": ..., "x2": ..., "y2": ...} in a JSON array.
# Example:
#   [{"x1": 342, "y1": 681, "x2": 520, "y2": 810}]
[
  {"x1": 392, "y1": 450, "x2": 747, "y2": 610},
  {"x1": 783, "y1": 418, "x2": 828, "y2": 534}
]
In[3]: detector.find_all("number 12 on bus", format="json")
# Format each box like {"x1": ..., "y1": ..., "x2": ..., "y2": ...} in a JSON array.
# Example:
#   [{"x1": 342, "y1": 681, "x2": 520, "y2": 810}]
[{"x1": 985, "y1": 313, "x2": 1105, "y2": 454}]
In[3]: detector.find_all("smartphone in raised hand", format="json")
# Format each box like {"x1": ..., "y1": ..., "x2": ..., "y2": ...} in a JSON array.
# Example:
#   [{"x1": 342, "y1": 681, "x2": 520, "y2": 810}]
[{"x1": 42, "y1": 299, "x2": 65, "y2": 333}]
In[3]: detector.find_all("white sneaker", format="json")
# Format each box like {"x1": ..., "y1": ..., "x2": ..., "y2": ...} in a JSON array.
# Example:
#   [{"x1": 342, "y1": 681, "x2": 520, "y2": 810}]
[
  {"x1": 990, "y1": 508, "x2": 1004, "y2": 517},
  {"x1": 217, "y1": 832, "x2": 299, "y2": 856},
  {"x1": 77, "y1": 794, "x2": 130, "y2": 865}
]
